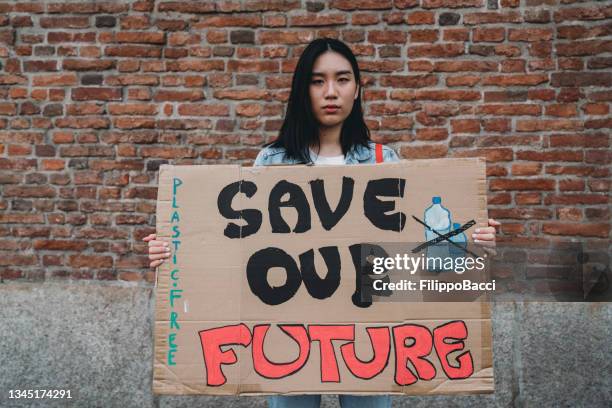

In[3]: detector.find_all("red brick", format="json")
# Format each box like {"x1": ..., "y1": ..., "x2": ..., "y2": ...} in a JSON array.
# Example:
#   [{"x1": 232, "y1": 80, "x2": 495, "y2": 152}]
[
  {"x1": 443, "y1": 28, "x2": 469, "y2": 42},
  {"x1": 235, "y1": 103, "x2": 262, "y2": 117},
  {"x1": 72, "y1": 87, "x2": 121, "y2": 101},
  {"x1": 585, "y1": 207, "x2": 610, "y2": 220},
  {"x1": 157, "y1": 2, "x2": 216, "y2": 13},
  {"x1": 515, "y1": 192, "x2": 541, "y2": 205},
  {"x1": 4, "y1": 186, "x2": 55, "y2": 197},
  {"x1": 140, "y1": 146, "x2": 195, "y2": 159},
  {"x1": 13, "y1": 3, "x2": 44, "y2": 13},
  {"x1": 551, "y1": 72, "x2": 612, "y2": 87},
  {"x1": 7, "y1": 145, "x2": 32, "y2": 156},
  {"x1": 105, "y1": 74, "x2": 159, "y2": 86},
  {"x1": 105, "y1": 45, "x2": 161, "y2": 58},
  {"x1": 221, "y1": 88, "x2": 270, "y2": 101},
  {"x1": 500, "y1": 223, "x2": 525, "y2": 235},
  {"x1": 0, "y1": 74, "x2": 26, "y2": 85},
  {"x1": 368, "y1": 102, "x2": 419, "y2": 115},
  {"x1": 47, "y1": 32, "x2": 96, "y2": 44},
  {"x1": 451, "y1": 119, "x2": 480, "y2": 133},
  {"x1": 34, "y1": 240, "x2": 88, "y2": 251},
  {"x1": 68, "y1": 254, "x2": 113, "y2": 268},
  {"x1": 553, "y1": 7, "x2": 608, "y2": 23},
  {"x1": 434, "y1": 61, "x2": 497, "y2": 72},
  {"x1": 477, "y1": 104, "x2": 540, "y2": 116},
  {"x1": 508, "y1": 28, "x2": 553, "y2": 42},
  {"x1": 359, "y1": 60, "x2": 404, "y2": 73},
  {"x1": 227, "y1": 60, "x2": 278, "y2": 73},
  {"x1": 195, "y1": 15, "x2": 262, "y2": 28},
  {"x1": 463, "y1": 11, "x2": 522, "y2": 25},
  {"x1": 59, "y1": 145, "x2": 114, "y2": 157},
  {"x1": 40, "y1": 17, "x2": 89, "y2": 29},
  {"x1": 422, "y1": 0, "x2": 482, "y2": 7},
  {"x1": 559, "y1": 179, "x2": 585, "y2": 191},
  {"x1": 409, "y1": 29, "x2": 438, "y2": 43},
  {"x1": 392, "y1": 90, "x2": 480, "y2": 101},
  {"x1": 113, "y1": 117, "x2": 155, "y2": 129},
  {"x1": 473, "y1": 27, "x2": 505, "y2": 42},
  {"x1": 557, "y1": 25, "x2": 609, "y2": 40},
  {"x1": 486, "y1": 165, "x2": 507, "y2": 177},
  {"x1": 47, "y1": 2, "x2": 127, "y2": 13},
  {"x1": 556, "y1": 40, "x2": 612, "y2": 57},
  {"x1": 482, "y1": 74, "x2": 548, "y2": 86},
  {"x1": 489, "y1": 208, "x2": 552, "y2": 220},
  {"x1": 544, "y1": 194, "x2": 608, "y2": 205},
  {"x1": 291, "y1": 14, "x2": 346, "y2": 26},
  {"x1": 490, "y1": 178, "x2": 555, "y2": 191},
  {"x1": 108, "y1": 104, "x2": 158, "y2": 115},
  {"x1": 446, "y1": 75, "x2": 481, "y2": 87},
  {"x1": 32, "y1": 73, "x2": 78, "y2": 86},
  {"x1": 399, "y1": 145, "x2": 448, "y2": 159},
  {"x1": 516, "y1": 120, "x2": 582, "y2": 132},
  {"x1": 542, "y1": 223, "x2": 609, "y2": 238},
  {"x1": 116, "y1": 256, "x2": 149, "y2": 268},
  {"x1": 330, "y1": 0, "x2": 393, "y2": 10},
  {"x1": 115, "y1": 214, "x2": 147, "y2": 225},
  {"x1": 515, "y1": 150, "x2": 583, "y2": 162},
  {"x1": 407, "y1": 43, "x2": 464, "y2": 58},
  {"x1": 488, "y1": 192, "x2": 511, "y2": 205},
  {"x1": 588, "y1": 179, "x2": 610, "y2": 193},
  {"x1": 0, "y1": 213, "x2": 44, "y2": 223},
  {"x1": 380, "y1": 75, "x2": 437, "y2": 88},
  {"x1": 1, "y1": 103, "x2": 18, "y2": 115},
  {"x1": 416, "y1": 127, "x2": 447, "y2": 140},
  {"x1": 583, "y1": 103, "x2": 609, "y2": 115},
  {"x1": 511, "y1": 163, "x2": 542, "y2": 176},
  {"x1": 0, "y1": 254, "x2": 37, "y2": 266},
  {"x1": 368, "y1": 30, "x2": 407, "y2": 44},
  {"x1": 166, "y1": 60, "x2": 224, "y2": 72},
  {"x1": 154, "y1": 90, "x2": 204, "y2": 102},
  {"x1": 41, "y1": 159, "x2": 65, "y2": 171},
  {"x1": 405, "y1": 11, "x2": 434, "y2": 25},
  {"x1": 352, "y1": 13, "x2": 379, "y2": 25},
  {"x1": 61, "y1": 59, "x2": 115, "y2": 71},
  {"x1": 545, "y1": 104, "x2": 578, "y2": 117},
  {"x1": 23, "y1": 60, "x2": 57, "y2": 72},
  {"x1": 114, "y1": 31, "x2": 165, "y2": 44}
]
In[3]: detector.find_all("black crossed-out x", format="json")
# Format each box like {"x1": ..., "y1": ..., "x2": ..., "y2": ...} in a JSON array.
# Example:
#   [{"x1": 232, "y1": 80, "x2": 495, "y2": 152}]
[{"x1": 411, "y1": 215, "x2": 480, "y2": 258}]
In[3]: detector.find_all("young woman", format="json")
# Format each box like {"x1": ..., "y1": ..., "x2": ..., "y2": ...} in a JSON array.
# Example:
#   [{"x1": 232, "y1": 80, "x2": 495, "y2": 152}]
[{"x1": 144, "y1": 38, "x2": 500, "y2": 408}]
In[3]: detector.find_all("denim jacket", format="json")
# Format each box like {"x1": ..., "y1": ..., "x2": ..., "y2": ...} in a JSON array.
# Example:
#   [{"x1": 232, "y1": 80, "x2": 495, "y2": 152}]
[{"x1": 253, "y1": 142, "x2": 399, "y2": 166}]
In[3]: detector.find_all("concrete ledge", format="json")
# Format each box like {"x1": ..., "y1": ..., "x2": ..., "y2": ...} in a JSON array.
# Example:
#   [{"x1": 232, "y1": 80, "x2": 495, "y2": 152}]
[{"x1": 0, "y1": 282, "x2": 609, "y2": 407}]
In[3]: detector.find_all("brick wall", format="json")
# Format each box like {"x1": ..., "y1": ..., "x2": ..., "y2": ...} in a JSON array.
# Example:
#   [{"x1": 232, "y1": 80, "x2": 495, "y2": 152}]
[{"x1": 0, "y1": 0, "x2": 610, "y2": 282}]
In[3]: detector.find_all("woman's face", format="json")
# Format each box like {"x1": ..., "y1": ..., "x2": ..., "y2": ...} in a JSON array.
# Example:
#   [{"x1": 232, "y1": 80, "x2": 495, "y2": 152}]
[{"x1": 309, "y1": 51, "x2": 359, "y2": 129}]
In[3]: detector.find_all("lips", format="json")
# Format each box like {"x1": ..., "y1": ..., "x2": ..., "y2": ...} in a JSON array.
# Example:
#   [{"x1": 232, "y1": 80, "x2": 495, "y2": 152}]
[{"x1": 323, "y1": 105, "x2": 340, "y2": 113}]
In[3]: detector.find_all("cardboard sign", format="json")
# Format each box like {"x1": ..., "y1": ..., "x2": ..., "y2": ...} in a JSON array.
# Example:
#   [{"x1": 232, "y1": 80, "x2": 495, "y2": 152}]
[{"x1": 153, "y1": 158, "x2": 493, "y2": 395}]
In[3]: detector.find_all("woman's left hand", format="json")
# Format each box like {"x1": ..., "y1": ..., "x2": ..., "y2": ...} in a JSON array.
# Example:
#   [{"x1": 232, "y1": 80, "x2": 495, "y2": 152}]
[{"x1": 472, "y1": 218, "x2": 501, "y2": 256}]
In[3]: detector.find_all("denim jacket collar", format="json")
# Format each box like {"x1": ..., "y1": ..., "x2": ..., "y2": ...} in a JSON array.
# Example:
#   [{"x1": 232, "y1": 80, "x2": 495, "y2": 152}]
[
  {"x1": 345, "y1": 143, "x2": 373, "y2": 164},
  {"x1": 256, "y1": 142, "x2": 393, "y2": 166}
]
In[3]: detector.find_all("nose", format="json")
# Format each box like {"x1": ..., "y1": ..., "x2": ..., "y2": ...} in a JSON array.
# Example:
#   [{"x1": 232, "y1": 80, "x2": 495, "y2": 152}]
[{"x1": 324, "y1": 80, "x2": 338, "y2": 99}]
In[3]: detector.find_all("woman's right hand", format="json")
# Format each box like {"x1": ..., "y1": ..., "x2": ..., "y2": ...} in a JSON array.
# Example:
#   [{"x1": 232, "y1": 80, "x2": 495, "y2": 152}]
[{"x1": 143, "y1": 233, "x2": 171, "y2": 268}]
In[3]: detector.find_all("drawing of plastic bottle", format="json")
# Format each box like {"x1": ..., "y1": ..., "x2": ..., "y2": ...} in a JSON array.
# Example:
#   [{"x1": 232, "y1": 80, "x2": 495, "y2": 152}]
[
  {"x1": 449, "y1": 222, "x2": 468, "y2": 268},
  {"x1": 424, "y1": 196, "x2": 451, "y2": 273}
]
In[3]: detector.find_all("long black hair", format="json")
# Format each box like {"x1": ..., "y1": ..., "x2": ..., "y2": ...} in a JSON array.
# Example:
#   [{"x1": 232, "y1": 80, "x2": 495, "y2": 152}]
[{"x1": 267, "y1": 38, "x2": 371, "y2": 162}]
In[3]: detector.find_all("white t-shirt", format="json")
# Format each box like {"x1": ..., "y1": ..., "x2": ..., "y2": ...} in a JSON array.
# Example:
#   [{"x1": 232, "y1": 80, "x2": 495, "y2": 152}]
[{"x1": 309, "y1": 149, "x2": 345, "y2": 165}]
